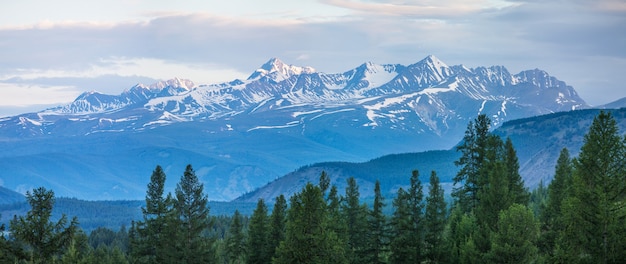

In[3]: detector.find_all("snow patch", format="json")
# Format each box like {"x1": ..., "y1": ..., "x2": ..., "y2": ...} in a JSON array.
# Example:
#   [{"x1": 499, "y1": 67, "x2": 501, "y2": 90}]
[{"x1": 292, "y1": 109, "x2": 323, "y2": 118}]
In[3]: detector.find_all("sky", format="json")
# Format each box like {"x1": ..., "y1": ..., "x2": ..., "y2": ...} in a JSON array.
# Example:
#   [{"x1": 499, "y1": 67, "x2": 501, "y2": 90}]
[{"x1": 0, "y1": 0, "x2": 625, "y2": 117}]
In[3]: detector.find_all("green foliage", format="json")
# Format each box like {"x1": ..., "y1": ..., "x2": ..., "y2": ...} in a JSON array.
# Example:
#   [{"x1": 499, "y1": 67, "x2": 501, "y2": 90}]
[
  {"x1": 389, "y1": 170, "x2": 425, "y2": 263},
  {"x1": 226, "y1": 210, "x2": 246, "y2": 263},
  {"x1": 504, "y1": 137, "x2": 530, "y2": 206},
  {"x1": 274, "y1": 183, "x2": 347, "y2": 264},
  {"x1": 173, "y1": 164, "x2": 216, "y2": 263},
  {"x1": 247, "y1": 199, "x2": 270, "y2": 264},
  {"x1": 538, "y1": 148, "x2": 572, "y2": 260},
  {"x1": 559, "y1": 111, "x2": 626, "y2": 263},
  {"x1": 364, "y1": 180, "x2": 387, "y2": 264},
  {"x1": 342, "y1": 177, "x2": 369, "y2": 263},
  {"x1": 268, "y1": 194, "x2": 287, "y2": 260},
  {"x1": 424, "y1": 171, "x2": 447, "y2": 263},
  {"x1": 488, "y1": 204, "x2": 539, "y2": 263},
  {"x1": 453, "y1": 114, "x2": 491, "y2": 213},
  {"x1": 9, "y1": 187, "x2": 78, "y2": 263},
  {"x1": 130, "y1": 165, "x2": 173, "y2": 263}
]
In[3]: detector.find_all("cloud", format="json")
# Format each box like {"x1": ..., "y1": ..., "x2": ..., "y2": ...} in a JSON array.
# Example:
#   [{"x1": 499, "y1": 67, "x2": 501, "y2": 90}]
[
  {"x1": 320, "y1": 0, "x2": 517, "y2": 18},
  {"x1": 0, "y1": 0, "x2": 624, "y2": 109},
  {"x1": 0, "y1": 83, "x2": 80, "y2": 107}
]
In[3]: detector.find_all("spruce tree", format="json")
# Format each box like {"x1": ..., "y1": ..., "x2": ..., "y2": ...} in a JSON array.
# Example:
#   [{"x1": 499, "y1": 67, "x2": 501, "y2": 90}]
[
  {"x1": 504, "y1": 137, "x2": 530, "y2": 205},
  {"x1": 453, "y1": 114, "x2": 491, "y2": 213},
  {"x1": 226, "y1": 210, "x2": 246, "y2": 264},
  {"x1": 9, "y1": 187, "x2": 78, "y2": 263},
  {"x1": 131, "y1": 165, "x2": 173, "y2": 263},
  {"x1": 268, "y1": 194, "x2": 287, "y2": 260},
  {"x1": 424, "y1": 171, "x2": 447, "y2": 263},
  {"x1": 389, "y1": 170, "x2": 425, "y2": 263},
  {"x1": 389, "y1": 188, "x2": 415, "y2": 264},
  {"x1": 274, "y1": 183, "x2": 347, "y2": 264},
  {"x1": 488, "y1": 204, "x2": 539, "y2": 263},
  {"x1": 407, "y1": 170, "x2": 425, "y2": 262},
  {"x1": 561, "y1": 111, "x2": 626, "y2": 263},
  {"x1": 319, "y1": 170, "x2": 330, "y2": 195},
  {"x1": 247, "y1": 199, "x2": 270, "y2": 264},
  {"x1": 342, "y1": 177, "x2": 368, "y2": 264},
  {"x1": 365, "y1": 180, "x2": 387, "y2": 264},
  {"x1": 540, "y1": 148, "x2": 572, "y2": 260},
  {"x1": 173, "y1": 164, "x2": 215, "y2": 263}
]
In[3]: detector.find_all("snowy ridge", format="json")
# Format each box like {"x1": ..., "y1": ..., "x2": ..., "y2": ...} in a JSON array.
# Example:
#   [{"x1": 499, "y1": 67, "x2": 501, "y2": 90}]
[
  {"x1": 0, "y1": 55, "x2": 588, "y2": 137},
  {"x1": 0, "y1": 55, "x2": 594, "y2": 201}
]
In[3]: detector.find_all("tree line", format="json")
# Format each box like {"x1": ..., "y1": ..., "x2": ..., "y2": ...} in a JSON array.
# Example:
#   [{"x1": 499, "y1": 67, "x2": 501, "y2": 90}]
[{"x1": 1, "y1": 111, "x2": 625, "y2": 263}]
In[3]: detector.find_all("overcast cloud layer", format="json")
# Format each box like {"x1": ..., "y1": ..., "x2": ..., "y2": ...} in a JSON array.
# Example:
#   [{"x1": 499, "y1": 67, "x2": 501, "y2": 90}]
[{"x1": 0, "y1": 0, "x2": 624, "y2": 116}]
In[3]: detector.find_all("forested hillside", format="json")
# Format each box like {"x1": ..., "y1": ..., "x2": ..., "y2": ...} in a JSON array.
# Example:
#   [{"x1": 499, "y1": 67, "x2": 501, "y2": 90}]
[{"x1": 1, "y1": 111, "x2": 624, "y2": 263}]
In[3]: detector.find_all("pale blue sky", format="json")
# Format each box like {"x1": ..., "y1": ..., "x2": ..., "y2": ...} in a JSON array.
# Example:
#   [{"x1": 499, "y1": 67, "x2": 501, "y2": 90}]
[{"x1": 0, "y1": 0, "x2": 625, "y2": 116}]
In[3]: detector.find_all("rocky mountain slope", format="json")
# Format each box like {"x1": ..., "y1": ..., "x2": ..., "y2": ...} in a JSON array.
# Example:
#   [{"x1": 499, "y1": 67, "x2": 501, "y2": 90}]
[{"x1": 0, "y1": 56, "x2": 588, "y2": 200}]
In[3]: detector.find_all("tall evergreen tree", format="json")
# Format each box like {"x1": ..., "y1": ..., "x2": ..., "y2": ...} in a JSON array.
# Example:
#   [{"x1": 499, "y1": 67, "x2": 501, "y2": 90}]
[
  {"x1": 540, "y1": 148, "x2": 573, "y2": 260},
  {"x1": 173, "y1": 164, "x2": 215, "y2": 263},
  {"x1": 453, "y1": 114, "x2": 491, "y2": 213},
  {"x1": 424, "y1": 171, "x2": 447, "y2": 263},
  {"x1": 488, "y1": 204, "x2": 539, "y2": 264},
  {"x1": 445, "y1": 207, "x2": 480, "y2": 264},
  {"x1": 389, "y1": 188, "x2": 415, "y2": 264},
  {"x1": 560, "y1": 111, "x2": 626, "y2": 263},
  {"x1": 10, "y1": 187, "x2": 78, "y2": 263},
  {"x1": 319, "y1": 170, "x2": 330, "y2": 195},
  {"x1": 342, "y1": 177, "x2": 369, "y2": 264},
  {"x1": 365, "y1": 180, "x2": 387, "y2": 264},
  {"x1": 389, "y1": 170, "x2": 425, "y2": 263},
  {"x1": 131, "y1": 165, "x2": 173, "y2": 263},
  {"x1": 274, "y1": 183, "x2": 347, "y2": 264},
  {"x1": 247, "y1": 199, "x2": 270, "y2": 264},
  {"x1": 268, "y1": 194, "x2": 287, "y2": 260},
  {"x1": 407, "y1": 170, "x2": 425, "y2": 262},
  {"x1": 504, "y1": 137, "x2": 530, "y2": 205},
  {"x1": 226, "y1": 210, "x2": 246, "y2": 264},
  {"x1": 473, "y1": 135, "x2": 513, "y2": 257}
]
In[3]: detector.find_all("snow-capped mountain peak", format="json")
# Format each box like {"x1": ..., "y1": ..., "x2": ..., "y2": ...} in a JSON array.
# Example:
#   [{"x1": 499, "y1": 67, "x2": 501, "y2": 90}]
[
  {"x1": 247, "y1": 58, "x2": 316, "y2": 81},
  {"x1": 148, "y1": 77, "x2": 195, "y2": 90}
]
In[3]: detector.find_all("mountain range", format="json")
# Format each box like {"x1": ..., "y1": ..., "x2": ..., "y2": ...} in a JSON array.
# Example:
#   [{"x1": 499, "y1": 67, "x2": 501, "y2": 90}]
[{"x1": 0, "y1": 55, "x2": 590, "y2": 200}]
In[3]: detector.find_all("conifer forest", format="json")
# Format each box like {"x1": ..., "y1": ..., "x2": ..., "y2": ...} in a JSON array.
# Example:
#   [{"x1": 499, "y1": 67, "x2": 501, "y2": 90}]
[{"x1": 1, "y1": 111, "x2": 625, "y2": 263}]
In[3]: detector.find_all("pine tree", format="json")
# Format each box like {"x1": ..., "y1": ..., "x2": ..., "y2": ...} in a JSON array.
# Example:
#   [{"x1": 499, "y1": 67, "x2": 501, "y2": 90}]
[
  {"x1": 365, "y1": 180, "x2": 387, "y2": 264},
  {"x1": 319, "y1": 170, "x2": 330, "y2": 195},
  {"x1": 268, "y1": 194, "x2": 287, "y2": 260},
  {"x1": 389, "y1": 170, "x2": 425, "y2": 263},
  {"x1": 274, "y1": 183, "x2": 347, "y2": 264},
  {"x1": 445, "y1": 208, "x2": 480, "y2": 264},
  {"x1": 226, "y1": 210, "x2": 246, "y2": 264},
  {"x1": 407, "y1": 170, "x2": 425, "y2": 262},
  {"x1": 453, "y1": 114, "x2": 491, "y2": 213},
  {"x1": 10, "y1": 187, "x2": 78, "y2": 263},
  {"x1": 473, "y1": 135, "x2": 512, "y2": 257},
  {"x1": 247, "y1": 199, "x2": 270, "y2": 264},
  {"x1": 560, "y1": 111, "x2": 626, "y2": 263},
  {"x1": 389, "y1": 188, "x2": 415, "y2": 264},
  {"x1": 173, "y1": 164, "x2": 215, "y2": 263},
  {"x1": 327, "y1": 185, "x2": 346, "y2": 240},
  {"x1": 342, "y1": 177, "x2": 369, "y2": 264},
  {"x1": 424, "y1": 171, "x2": 447, "y2": 263},
  {"x1": 540, "y1": 148, "x2": 572, "y2": 260},
  {"x1": 504, "y1": 138, "x2": 530, "y2": 205},
  {"x1": 131, "y1": 165, "x2": 173, "y2": 263},
  {"x1": 488, "y1": 204, "x2": 539, "y2": 263}
]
